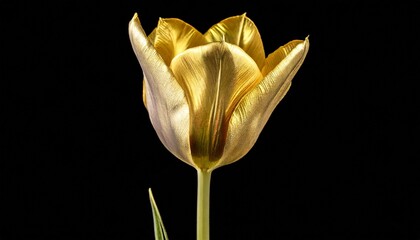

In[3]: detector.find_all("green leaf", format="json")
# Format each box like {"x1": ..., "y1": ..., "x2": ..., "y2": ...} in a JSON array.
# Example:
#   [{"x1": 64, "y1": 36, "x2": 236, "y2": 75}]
[{"x1": 149, "y1": 188, "x2": 169, "y2": 240}]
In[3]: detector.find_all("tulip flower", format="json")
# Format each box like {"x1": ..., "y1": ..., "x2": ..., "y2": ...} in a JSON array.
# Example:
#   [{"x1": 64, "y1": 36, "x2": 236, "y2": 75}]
[{"x1": 129, "y1": 12, "x2": 309, "y2": 240}]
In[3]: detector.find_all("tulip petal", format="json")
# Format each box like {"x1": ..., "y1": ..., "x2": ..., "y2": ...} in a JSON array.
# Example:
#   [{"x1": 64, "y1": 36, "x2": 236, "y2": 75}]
[
  {"x1": 142, "y1": 75, "x2": 148, "y2": 108},
  {"x1": 261, "y1": 40, "x2": 303, "y2": 76},
  {"x1": 219, "y1": 37, "x2": 310, "y2": 169},
  {"x1": 170, "y1": 42, "x2": 263, "y2": 170},
  {"x1": 204, "y1": 13, "x2": 266, "y2": 70},
  {"x1": 143, "y1": 30, "x2": 156, "y2": 109},
  {"x1": 154, "y1": 18, "x2": 207, "y2": 66},
  {"x1": 129, "y1": 13, "x2": 193, "y2": 166}
]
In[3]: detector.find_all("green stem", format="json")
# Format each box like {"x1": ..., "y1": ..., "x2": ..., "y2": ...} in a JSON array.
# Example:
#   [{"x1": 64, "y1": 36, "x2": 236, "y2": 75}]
[{"x1": 196, "y1": 169, "x2": 212, "y2": 240}]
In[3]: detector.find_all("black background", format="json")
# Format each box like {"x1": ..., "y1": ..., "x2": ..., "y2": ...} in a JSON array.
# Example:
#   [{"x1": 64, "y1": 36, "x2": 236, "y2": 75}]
[{"x1": 2, "y1": 1, "x2": 419, "y2": 240}]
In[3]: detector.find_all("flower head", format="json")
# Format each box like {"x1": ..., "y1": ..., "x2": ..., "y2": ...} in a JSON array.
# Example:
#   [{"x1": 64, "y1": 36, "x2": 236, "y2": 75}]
[{"x1": 129, "y1": 13, "x2": 309, "y2": 172}]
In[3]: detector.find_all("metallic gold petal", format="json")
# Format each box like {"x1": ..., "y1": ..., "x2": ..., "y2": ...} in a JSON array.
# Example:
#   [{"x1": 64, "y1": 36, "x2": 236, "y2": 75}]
[
  {"x1": 204, "y1": 13, "x2": 266, "y2": 70},
  {"x1": 154, "y1": 18, "x2": 207, "y2": 66},
  {"x1": 218, "y1": 37, "x2": 310, "y2": 169},
  {"x1": 141, "y1": 29, "x2": 156, "y2": 109},
  {"x1": 129, "y1": 13, "x2": 193, "y2": 167},
  {"x1": 170, "y1": 42, "x2": 263, "y2": 170},
  {"x1": 261, "y1": 40, "x2": 303, "y2": 76},
  {"x1": 142, "y1": 74, "x2": 148, "y2": 109}
]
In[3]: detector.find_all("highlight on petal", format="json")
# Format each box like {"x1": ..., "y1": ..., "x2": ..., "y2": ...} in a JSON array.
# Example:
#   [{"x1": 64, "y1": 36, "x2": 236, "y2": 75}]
[
  {"x1": 204, "y1": 13, "x2": 266, "y2": 70},
  {"x1": 216, "y1": 37, "x2": 310, "y2": 169},
  {"x1": 170, "y1": 42, "x2": 263, "y2": 170},
  {"x1": 129, "y1": 13, "x2": 194, "y2": 167},
  {"x1": 154, "y1": 18, "x2": 207, "y2": 66},
  {"x1": 142, "y1": 74, "x2": 148, "y2": 108},
  {"x1": 261, "y1": 40, "x2": 304, "y2": 76}
]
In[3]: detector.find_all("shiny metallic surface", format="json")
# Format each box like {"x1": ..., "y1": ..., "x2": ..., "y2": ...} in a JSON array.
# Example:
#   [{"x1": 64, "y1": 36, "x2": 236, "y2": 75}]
[{"x1": 129, "y1": 13, "x2": 309, "y2": 171}]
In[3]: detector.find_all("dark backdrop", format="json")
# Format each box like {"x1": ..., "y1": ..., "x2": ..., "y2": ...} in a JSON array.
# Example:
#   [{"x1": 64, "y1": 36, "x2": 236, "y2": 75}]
[{"x1": 2, "y1": 1, "x2": 419, "y2": 240}]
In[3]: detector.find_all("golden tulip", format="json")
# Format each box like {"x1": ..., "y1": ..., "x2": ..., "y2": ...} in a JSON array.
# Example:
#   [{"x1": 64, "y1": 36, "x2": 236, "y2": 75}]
[{"x1": 129, "y1": 13, "x2": 309, "y2": 172}]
